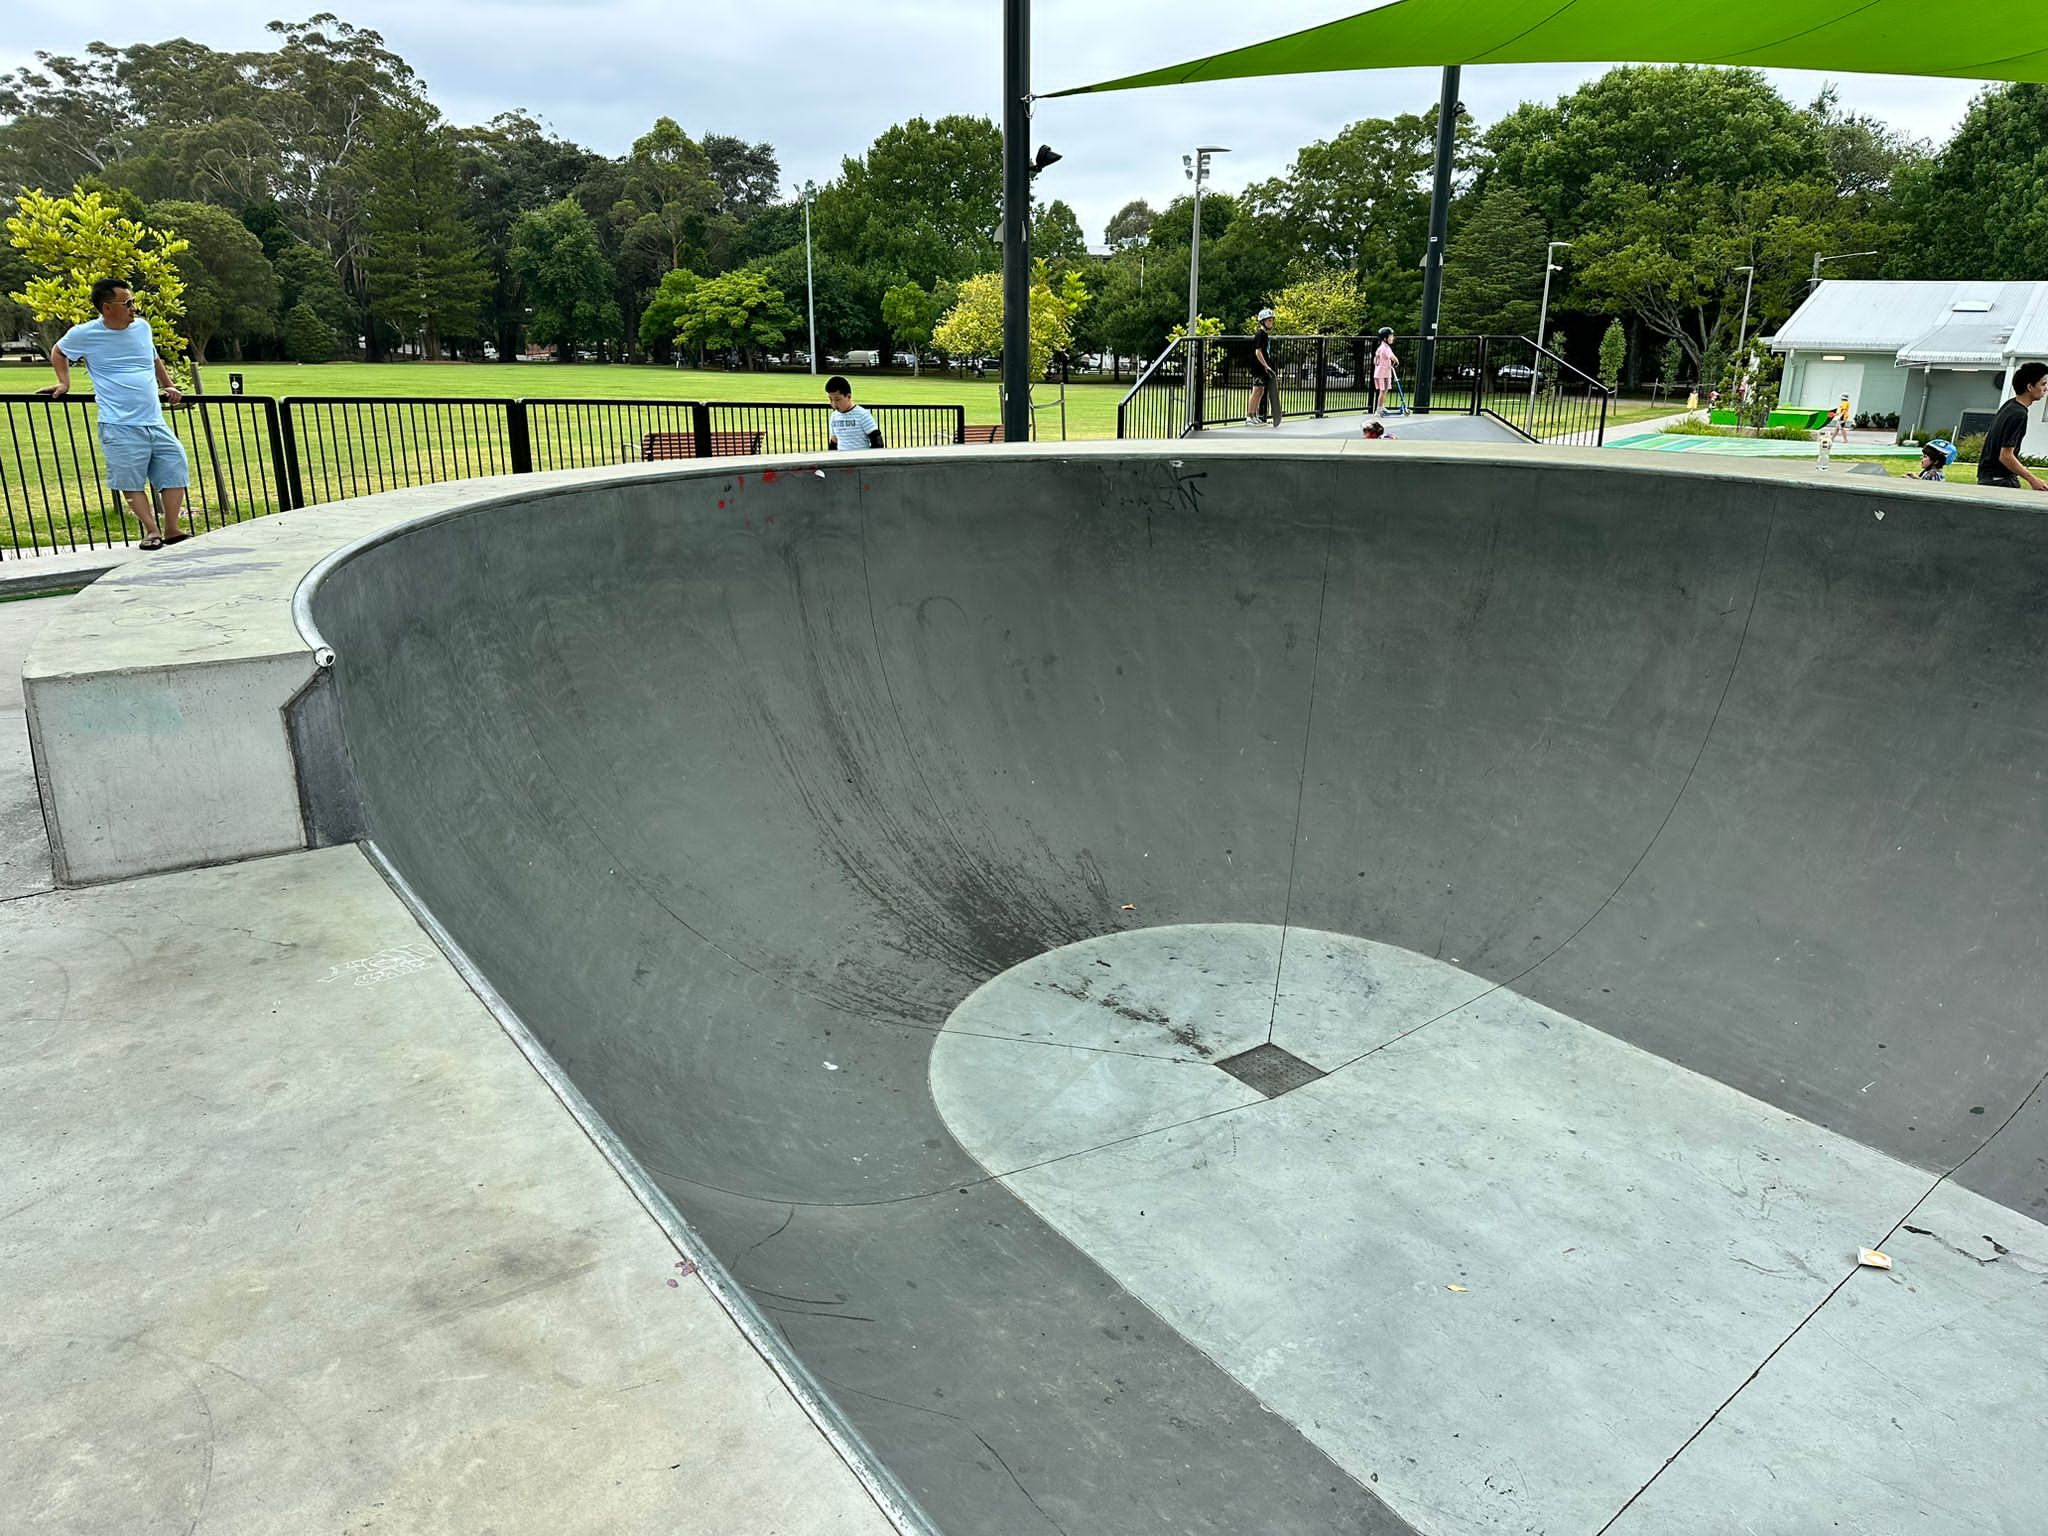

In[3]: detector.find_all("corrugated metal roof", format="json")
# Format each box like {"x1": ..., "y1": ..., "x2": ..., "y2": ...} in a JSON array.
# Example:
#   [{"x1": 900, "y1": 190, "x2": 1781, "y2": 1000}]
[{"x1": 1772, "y1": 281, "x2": 2048, "y2": 358}]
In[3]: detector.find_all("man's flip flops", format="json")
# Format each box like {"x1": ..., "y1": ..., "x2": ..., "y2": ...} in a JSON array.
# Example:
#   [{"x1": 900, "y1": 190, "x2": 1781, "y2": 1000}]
[{"x1": 162, "y1": 533, "x2": 190, "y2": 544}]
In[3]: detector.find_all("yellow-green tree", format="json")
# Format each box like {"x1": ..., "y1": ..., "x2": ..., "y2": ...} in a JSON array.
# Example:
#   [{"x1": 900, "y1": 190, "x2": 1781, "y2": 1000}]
[
  {"x1": 5, "y1": 187, "x2": 191, "y2": 381},
  {"x1": 1271, "y1": 267, "x2": 1367, "y2": 336},
  {"x1": 933, "y1": 260, "x2": 1088, "y2": 379}
]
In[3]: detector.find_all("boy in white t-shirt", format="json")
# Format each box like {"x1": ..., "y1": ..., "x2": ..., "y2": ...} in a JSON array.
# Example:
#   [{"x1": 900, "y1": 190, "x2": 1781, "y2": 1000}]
[{"x1": 825, "y1": 376, "x2": 883, "y2": 450}]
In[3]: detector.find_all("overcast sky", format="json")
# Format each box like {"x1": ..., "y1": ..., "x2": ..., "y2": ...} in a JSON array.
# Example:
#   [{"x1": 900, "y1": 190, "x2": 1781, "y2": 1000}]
[{"x1": 5, "y1": 1, "x2": 1988, "y2": 246}]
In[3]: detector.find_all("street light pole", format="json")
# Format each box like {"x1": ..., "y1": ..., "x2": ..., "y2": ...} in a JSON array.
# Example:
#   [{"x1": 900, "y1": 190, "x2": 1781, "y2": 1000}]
[
  {"x1": 1183, "y1": 145, "x2": 1228, "y2": 435},
  {"x1": 1528, "y1": 239, "x2": 1568, "y2": 435},
  {"x1": 1809, "y1": 249, "x2": 1880, "y2": 291},
  {"x1": 802, "y1": 181, "x2": 818, "y2": 375},
  {"x1": 1734, "y1": 264, "x2": 1756, "y2": 372}
]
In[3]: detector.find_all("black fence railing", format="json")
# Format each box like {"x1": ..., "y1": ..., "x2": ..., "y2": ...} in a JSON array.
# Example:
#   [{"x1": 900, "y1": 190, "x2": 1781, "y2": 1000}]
[
  {"x1": 1117, "y1": 333, "x2": 1611, "y2": 448},
  {"x1": 1115, "y1": 341, "x2": 1192, "y2": 441},
  {"x1": 1, "y1": 395, "x2": 974, "y2": 556},
  {"x1": 1, "y1": 394, "x2": 293, "y2": 556}
]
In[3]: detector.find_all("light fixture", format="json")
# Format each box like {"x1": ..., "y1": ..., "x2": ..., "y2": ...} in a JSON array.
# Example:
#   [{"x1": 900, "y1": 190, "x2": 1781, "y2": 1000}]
[{"x1": 1030, "y1": 144, "x2": 1062, "y2": 177}]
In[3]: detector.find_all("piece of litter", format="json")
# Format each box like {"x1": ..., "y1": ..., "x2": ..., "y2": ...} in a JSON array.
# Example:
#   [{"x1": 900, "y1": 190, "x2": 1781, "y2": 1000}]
[
  {"x1": 1857, "y1": 1247, "x2": 1893, "y2": 1270},
  {"x1": 1874, "y1": 510, "x2": 1885, "y2": 520},
  {"x1": 823, "y1": 1061, "x2": 840, "y2": 1071},
  {"x1": 1120, "y1": 903, "x2": 1136, "y2": 912},
  {"x1": 814, "y1": 469, "x2": 826, "y2": 477},
  {"x1": 1446, "y1": 1284, "x2": 1469, "y2": 1293}
]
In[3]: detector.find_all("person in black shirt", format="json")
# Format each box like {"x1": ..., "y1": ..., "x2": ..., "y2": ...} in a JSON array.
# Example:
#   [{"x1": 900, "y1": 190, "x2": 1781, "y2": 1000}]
[
  {"x1": 1246, "y1": 308, "x2": 1278, "y2": 427},
  {"x1": 1977, "y1": 361, "x2": 2048, "y2": 489}
]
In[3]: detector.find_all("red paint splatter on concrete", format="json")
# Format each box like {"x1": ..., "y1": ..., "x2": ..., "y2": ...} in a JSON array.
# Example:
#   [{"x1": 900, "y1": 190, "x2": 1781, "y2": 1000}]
[
  {"x1": 766, "y1": 515, "x2": 776, "y2": 525},
  {"x1": 667, "y1": 1278, "x2": 679, "y2": 1287},
  {"x1": 762, "y1": 469, "x2": 778, "y2": 482},
  {"x1": 717, "y1": 499, "x2": 726, "y2": 509},
  {"x1": 735, "y1": 476, "x2": 745, "y2": 487},
  {"x1": 675, "y1": 1259, "x2": 699, "y2": 1277}
]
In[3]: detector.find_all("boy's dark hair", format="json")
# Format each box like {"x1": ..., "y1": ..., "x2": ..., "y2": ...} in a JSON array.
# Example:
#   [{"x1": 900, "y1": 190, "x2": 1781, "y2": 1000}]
[
  {"x1": 90, "y1": 277, "x2": 132, "y2": 311},
  {"x1": 825, "y1": 375, "x2": 852, "y2": 397},
  {"x1": 2014, "y1": 361, "x2": 2048, "y2": 394}
]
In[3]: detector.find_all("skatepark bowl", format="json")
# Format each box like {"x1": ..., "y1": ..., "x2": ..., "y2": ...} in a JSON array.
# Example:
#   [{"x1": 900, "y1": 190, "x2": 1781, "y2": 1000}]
[{"x1": 292, "y1": 445, "x2": 2048, "y2": 1535}]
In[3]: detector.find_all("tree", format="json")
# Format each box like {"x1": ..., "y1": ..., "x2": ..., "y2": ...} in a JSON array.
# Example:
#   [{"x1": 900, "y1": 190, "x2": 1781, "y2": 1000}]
[
  {"x1": 1104, "y1": 199, "x2": 1155, "y2": 251},
  {"x1": 284, "y1": 299, "x2": 337, "y2": 361},
  {"x1": 1896, "y1": 83, "x2": 2048, "y2": 280},
  {"x1": 356, "y1": 107, "x2": 484, "y2": 359},
  {"x1": 1441, "y1": 183, "x2": 1548, "y2": 337},
  {"x1": 703, "y1": 134, "x2": 780, "y2": 216},
  {"x1": 5, "y1": 186, "x2": 189, "y2": 375},
  {"x1": 148, "y1": 200, "x2": 278, "y2": 359},
  {"x1": 510, "y1": 197, "x2": 621, "y2": 361},
  {"x1": 459, "y1": 111, "x2": 601, "y2": 362},
  {"x1": 1272, "y1": 268, "x2": 1367, "y2": 335},
  {"x1": 881, "y1": 281, "x2": 942, "y2": 373},
  {"x1": 1482, "y1": 67, "x2": 1829, "y2": 236},
  {"x1": 672, "y1": 268, "x2": 797, "y2": 365},
  {"x1": 934, "y1": 261, "x2": 1087, "y2": 379},
  {"x1": 1659, "y1": 335, "x2": 1685, "y2": 385},
  {"x1": 273, "y1": 242, "x2": 355, "y2": 348},
  {"x1": 627, "y1": 117, "x2": 718, "y2": 272},
  {"x1": 637, "y1": 267, "x2": 699, "y2": 360},
  {"x1": 1034, "y1": 199, "x2": 1087, "y2": 266},
  {"x1": 1598, "y1": 318, "x2": 1626, "y2": 389},
  {"x1": 0, "y1": 46, "x2": 137, "y2": 191},
  {"x1": 814, "y1": 116, "x2": 1002, "y2": 286},
  {"x1": 1241, "y1": 110, "x2": 1475, "y2": 328}
]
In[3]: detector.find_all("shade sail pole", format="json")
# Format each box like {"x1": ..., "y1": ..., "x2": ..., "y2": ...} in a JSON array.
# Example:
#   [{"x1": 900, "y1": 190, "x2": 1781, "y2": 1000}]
[
  {"x1": 1415, "y1": 64, "x2": 1458, "y2": 414},
  {"x1": 1002, "y1": 0, "x2": 1033, "y2": 443}
]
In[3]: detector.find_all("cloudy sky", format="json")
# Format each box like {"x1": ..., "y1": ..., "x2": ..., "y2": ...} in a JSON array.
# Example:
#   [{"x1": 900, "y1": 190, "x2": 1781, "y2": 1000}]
[{"x1": 5, "y1": 1, "x2": 1988, "y2": 245}]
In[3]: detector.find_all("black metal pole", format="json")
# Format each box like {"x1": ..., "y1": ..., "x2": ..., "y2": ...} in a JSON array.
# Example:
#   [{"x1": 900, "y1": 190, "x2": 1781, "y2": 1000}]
[
  {"x1": 1001, "y1": 0, "x2": 1032, "y2": 443},
  {"x1": 1415, "y1": 64, "x2": 1459, "y2": 415}
]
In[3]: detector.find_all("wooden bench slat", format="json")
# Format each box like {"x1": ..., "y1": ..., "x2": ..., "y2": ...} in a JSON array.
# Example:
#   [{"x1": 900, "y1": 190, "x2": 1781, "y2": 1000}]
[{"x1": 640, "y1": 430, "x2": 763, "y2": 460}]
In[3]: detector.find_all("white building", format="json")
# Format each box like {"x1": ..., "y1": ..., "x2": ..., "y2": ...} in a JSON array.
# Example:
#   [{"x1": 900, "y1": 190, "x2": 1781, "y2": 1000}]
[{"x1": 1770, "y1": 280, "x2": 2048, "y2": 451}]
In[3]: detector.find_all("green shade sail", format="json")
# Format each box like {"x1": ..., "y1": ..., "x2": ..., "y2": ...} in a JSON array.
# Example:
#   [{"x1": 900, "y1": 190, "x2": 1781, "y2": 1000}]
[{"x1": 1047, "y1": 0, "x2": 2048, "y2": 95}]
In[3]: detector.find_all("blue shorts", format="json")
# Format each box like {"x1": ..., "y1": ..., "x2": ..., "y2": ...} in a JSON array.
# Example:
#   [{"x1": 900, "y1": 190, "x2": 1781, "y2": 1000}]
[{"x1": 101, "y1": 424, "x2": 189, "y2": 493}]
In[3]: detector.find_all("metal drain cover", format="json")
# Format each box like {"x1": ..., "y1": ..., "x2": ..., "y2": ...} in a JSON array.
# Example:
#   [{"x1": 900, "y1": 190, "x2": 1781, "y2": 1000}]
[{"x1": 1215, "y1": 1043, "x2": 1326, "y2": 1098}]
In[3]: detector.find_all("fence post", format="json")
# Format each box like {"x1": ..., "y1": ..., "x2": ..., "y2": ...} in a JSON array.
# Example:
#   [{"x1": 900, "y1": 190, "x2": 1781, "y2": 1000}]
[
  {"x1": 1190, "y1": 339, "x2": 1206, "y2": 432},
  {"x1": 953, "y1": 405, "x2": 967, "y2": 444},
  {"x1": 691, "y1": 402, "x2": 713, "y2": 459},
  {"x1": 1474, "y1": 338, "x2": 1490, "y2": 418},
  {"x1": 507, "y1": 400, "x2": 533, "y2": 475},
  {"x1": 261, "y1": 399, "x2": 296, "y2": 511},
  {"x1": 278, "y1": 399, "x2": 307, "y2": 510},
  {"x1": 1314, "y1": 337, "x2": 1329, "y2": 419}
]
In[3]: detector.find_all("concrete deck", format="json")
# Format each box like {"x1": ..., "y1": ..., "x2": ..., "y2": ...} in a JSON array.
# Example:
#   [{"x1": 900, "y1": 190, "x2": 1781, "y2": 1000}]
[
  {"x1": 0, "y1": 597, "x2": 901, "y2": 1535},
  {"x1": 13, "y1": 441, "x2": 2048, "y2": 1535}
]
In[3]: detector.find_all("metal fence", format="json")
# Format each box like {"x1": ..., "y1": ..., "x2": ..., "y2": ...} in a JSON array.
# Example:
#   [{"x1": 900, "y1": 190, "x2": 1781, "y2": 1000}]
[
  {"x1": 1, "y1": 394, "x2": 292, "y2": 556},
  {"x1": 1116, "y1": 333, "x2": 1611, "y2": 448},
  {"x1": 1, "y1": 395, "x2": 975, "y2": 556}
]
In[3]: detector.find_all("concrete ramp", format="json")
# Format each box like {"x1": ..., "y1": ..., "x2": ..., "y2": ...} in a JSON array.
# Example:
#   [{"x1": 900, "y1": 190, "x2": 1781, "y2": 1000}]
[{"x1": 306, "y1": 447, "x2": 2048, "y2": 1535}]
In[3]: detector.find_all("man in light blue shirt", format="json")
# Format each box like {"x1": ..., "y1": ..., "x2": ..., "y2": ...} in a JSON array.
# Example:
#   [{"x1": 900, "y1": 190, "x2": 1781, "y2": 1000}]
[{"x1": 49, "y1": 278, "x2": 190, "y2": 548}]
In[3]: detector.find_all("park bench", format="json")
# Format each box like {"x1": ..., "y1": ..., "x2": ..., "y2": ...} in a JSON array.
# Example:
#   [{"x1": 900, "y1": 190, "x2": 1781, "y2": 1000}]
[
  {"x1": 958, "y1": 424, "x2": 1006, "y2": 444},
  {"x1": 639, "y1": 430, "x2": 763, "y2": 460}
]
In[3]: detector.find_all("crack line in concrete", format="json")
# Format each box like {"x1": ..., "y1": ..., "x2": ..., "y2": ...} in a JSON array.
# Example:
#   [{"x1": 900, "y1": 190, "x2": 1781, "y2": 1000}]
[{"x1": 1264, "y1": 505, "x2": 1336, "y2": 1046}]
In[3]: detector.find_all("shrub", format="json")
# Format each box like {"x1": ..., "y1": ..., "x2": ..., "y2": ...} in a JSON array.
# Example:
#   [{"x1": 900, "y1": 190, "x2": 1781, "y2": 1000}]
[
  {"x1": 283, "y1": 300, "x2": 337, "y2": 363},
  {"x1": 1664, "y1": 417, "x2": 1732, "y2": 436},
  {"x1": 1954, "y1": 433, "x2": 1985, "y2": 464}
]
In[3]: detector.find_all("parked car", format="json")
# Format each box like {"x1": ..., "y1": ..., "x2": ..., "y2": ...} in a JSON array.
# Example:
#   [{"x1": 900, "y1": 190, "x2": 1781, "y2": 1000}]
[{"x1": 1496, "y1": 363, "x2": 1550, "y2": 384}]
